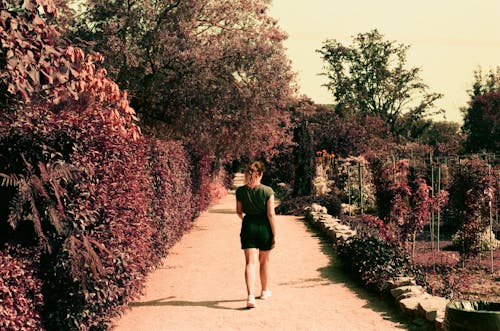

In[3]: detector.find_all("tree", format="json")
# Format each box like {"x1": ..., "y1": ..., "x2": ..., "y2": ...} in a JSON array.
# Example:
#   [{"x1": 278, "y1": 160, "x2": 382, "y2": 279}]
[
  {"x1": 0, "y1": 0, "x2": 70, "y2": 106},
  {"x1": 0, "y1": 0, "x2": 139, "y2": 138},
  {"x1": 462, "y1": 67, "x2": 500, "y2": 154},
  {"x1": 409, "y1": 120, "x2": 464, "y2": 156},
  {"x1": 307, "y1": 104, "x2": 395, "y2": 157},
  {"x1": 317, "y1": 30, "x2": 442, "y2": 140},
  {"x1": 292, "y1": 117, "x2": 315, "y2": 197},
  {"x1": 467, "y1": 66, "x2": 500, "y2": 98},
  {"x1": 69, "y1": 0, "x2": 296, "y2": 164},
  {"x1": 447, "y1": 157, "x2": 498, "y2": 256}
]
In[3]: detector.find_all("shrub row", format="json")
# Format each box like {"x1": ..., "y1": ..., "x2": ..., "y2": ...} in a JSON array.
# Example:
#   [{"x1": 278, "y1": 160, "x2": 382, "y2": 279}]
[{"x1": 0, "y1": 100, "x2": 218, "y2": 330}]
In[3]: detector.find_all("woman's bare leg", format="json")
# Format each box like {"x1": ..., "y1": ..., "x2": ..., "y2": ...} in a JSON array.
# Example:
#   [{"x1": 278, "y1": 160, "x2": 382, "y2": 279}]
[
  {"x1": 244, "y1": 248, "x2": 259, "y2": 296},
  {"x1": 259, "y1": 250, "x2": 271, "y2": 292}
]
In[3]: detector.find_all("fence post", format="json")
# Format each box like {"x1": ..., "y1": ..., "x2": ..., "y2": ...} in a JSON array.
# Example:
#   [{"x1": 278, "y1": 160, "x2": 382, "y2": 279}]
[
  {"x1": 347, "y1": 166, "x2": 352, "y2": 216},
  {"x1": 430, "y1": 153, "x2": 435, "y2": 250},
  {"x1": 358, "y1": 162, "x2": 364, "y2": 214},
  {"x1": 392, "y1": 154, "x2": 396, "y2": 184},
  {"x1": 489, "y1": 165, "x2": 494, "y2": 274},
  {"x1": 437, "y1": 163, "x2": 441, "y2": 252}
]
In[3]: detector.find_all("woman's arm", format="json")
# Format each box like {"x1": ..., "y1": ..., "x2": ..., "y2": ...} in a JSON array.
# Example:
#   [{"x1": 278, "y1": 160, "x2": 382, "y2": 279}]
[
  {"x1": 266, "y1": 194, "x2": 276, "y2": 237},
  {"x1": 236, "y1": 199, "x2": 244, "y2": 220}
]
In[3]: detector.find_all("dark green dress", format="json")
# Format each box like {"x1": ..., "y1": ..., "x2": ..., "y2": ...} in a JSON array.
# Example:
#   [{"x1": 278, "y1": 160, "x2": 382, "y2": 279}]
[{"x1": 236, "y1": 184, "x2": 274, "y2": 250}]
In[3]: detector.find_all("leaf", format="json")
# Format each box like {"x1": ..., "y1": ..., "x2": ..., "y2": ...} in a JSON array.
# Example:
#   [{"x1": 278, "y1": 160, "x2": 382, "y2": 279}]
[
  {"x1": 27, "y1": 67, "x2": 38, "y2": 84},
  {"x1": 23, "y1": 0, "x2": 35, "y2": 11},
  {"x1": 32, "y1": 15, "x2": 44, "y2": 27},
  {"x1": 0, "y1": 173, "x2": 19, "y2": 187}
]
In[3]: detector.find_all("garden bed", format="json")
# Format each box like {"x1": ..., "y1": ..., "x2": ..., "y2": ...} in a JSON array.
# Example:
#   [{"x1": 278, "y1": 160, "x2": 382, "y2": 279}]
[
  {"x1": 413, "y1": 240, "x2": 500, "y2": 302},
  {"x1": 339, "y1": 215, "x2": 500, "y2": 302}
]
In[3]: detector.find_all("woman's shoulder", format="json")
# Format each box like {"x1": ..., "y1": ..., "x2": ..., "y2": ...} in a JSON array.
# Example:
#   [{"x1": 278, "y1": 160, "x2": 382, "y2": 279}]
[{"x1": 259, "y1": 184, "x2": 274, "y2": 195}]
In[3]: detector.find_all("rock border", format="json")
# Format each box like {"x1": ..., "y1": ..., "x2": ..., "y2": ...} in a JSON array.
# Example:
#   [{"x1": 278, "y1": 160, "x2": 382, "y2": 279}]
[{"x1": 304, "y1": 203, "x2": 448, "y2": 331}]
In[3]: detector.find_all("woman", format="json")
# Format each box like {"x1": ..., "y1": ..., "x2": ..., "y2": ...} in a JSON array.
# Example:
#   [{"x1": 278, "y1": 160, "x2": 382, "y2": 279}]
[{"x1": 236, "y1": 161, "x2": 276, "y2": 308}]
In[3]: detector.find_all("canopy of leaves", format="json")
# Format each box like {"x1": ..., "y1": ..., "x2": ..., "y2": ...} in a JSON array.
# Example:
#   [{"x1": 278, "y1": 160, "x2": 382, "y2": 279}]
[
  {"x1": 69, "y1": 0, "x2": 296, "y2": 162},
  {"x1": 306, "y1": 103, "x2": 395, "y2": 157},
  {"x1": 467, "y1": 66, "x2": 500, "y2": 98},
  {"x1": 317, "y1": 30, "x2": 442, "y2": 139}
]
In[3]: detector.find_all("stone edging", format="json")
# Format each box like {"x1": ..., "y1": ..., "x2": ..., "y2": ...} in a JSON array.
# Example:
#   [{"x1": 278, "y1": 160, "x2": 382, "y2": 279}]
[{"x1": 304, "y1": 203, "x2": 448, "y2": 331}]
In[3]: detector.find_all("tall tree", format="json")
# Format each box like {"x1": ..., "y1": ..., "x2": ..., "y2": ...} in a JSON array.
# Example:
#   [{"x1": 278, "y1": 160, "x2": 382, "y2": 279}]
[
  {"x1": 69, "y1": 0, "x2": 296, "y2": 163},
  {"x1": 462, "y1": 67, "x2": 500, "y2": 153},
  {"x1": 407, "y1": 119, "x2": 464, "y2": 156},
  {"x1": 317, "y1": 30, "x2": 442, "y2": 139},
  {"x1": 467, "y1": 66, "x2": 500, "y2": 98}
]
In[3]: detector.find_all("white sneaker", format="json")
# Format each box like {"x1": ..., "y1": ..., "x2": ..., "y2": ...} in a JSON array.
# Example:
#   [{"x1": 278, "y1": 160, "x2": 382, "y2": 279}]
[
  {"x1": 247, "y1": 295, "x2": 256, "y2": 308},
  {"x1": 260, "y1": 290, "x2": 272, "y2": 300}
]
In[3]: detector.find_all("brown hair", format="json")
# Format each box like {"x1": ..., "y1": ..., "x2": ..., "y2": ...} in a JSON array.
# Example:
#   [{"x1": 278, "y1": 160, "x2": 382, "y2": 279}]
[{"x1": 244, "y1": 161, "x2": 265, "y2": 185}]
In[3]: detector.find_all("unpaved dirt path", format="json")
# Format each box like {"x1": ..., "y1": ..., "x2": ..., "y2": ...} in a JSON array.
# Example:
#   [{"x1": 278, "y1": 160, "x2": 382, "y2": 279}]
[{"x1": 111, "y1": 174, "x2": 413, "y2": 331}]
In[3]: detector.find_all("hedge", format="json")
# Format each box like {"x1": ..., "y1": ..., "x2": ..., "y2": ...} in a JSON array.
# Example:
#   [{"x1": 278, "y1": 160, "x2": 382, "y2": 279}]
[{"x1": 0, "y1": 99, "x2": 216, "y2": 330}]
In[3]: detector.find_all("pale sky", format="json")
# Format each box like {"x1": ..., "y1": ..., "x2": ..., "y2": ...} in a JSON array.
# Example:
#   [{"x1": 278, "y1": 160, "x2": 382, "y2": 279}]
[{"x1": 269, "y1": 0, "x2": 500, "y2": 123}]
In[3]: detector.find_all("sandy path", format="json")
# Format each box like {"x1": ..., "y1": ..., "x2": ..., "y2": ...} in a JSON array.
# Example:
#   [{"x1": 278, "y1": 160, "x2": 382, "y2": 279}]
[{"x1": 111, "y1": 174, "x2": 412, "y2": 331}]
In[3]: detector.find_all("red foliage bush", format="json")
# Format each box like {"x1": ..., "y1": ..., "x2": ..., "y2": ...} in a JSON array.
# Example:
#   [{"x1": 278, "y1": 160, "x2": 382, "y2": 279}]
[
  {"x1": 208, "y1": 172, "x2": 230, "y2": 203},
  {"x1": 364, "y1": 154, "x2": 448, "y2": 253},
  {"x1": 447, "y1": 157, "x2": 498, "y2": 256},
  {"x1": 0, "y1": 245, "x2": 43, "y2": 330},
  {"x1": 0, "y1": 99, "x2": 203, "y2": 329}
]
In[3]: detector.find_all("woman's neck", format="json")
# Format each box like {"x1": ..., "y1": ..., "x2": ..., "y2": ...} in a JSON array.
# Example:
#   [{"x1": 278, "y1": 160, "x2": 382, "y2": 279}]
[{"x1": 246, "y1": 181, "x2": 261, "y2": 189}]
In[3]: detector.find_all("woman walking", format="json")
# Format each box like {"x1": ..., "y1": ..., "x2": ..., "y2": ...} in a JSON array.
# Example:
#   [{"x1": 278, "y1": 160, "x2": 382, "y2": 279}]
[{"x1": 236, "y1": 161, "x2": 277, "y2": 308}]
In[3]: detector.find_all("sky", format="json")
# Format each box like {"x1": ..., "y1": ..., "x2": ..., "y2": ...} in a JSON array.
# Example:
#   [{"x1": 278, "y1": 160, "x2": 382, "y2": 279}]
[{"x1": 269, "y1": 0, "x2": 500, "y2": 123}]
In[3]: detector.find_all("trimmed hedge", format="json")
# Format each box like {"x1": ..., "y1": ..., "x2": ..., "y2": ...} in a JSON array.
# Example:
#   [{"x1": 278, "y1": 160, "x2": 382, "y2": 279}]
[{"x1": 0, "y1": 100, "x2": 217, "y2": 330}]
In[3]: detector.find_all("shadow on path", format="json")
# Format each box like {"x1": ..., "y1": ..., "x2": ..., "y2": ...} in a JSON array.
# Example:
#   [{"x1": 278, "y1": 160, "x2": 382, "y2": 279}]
[
  {"x1": 129, "y1": 296, "x2": 248, "y2": 311},
  {"x1": 300, "y1": 218, "x2": 433, "y2": 331},
  {"x1": 207, "y1": 208, "x2": 236, "y2": 214}
]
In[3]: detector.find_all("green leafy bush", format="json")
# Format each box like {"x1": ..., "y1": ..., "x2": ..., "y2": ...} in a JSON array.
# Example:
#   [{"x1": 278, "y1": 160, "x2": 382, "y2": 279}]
[
  {"x1": 338, "y1": 235, "x2": 424, "y2": 291},
  {"x1": 451, "y1": 230, "x2": 499, "y2": 253},
  {"x1": 276, "y1": 194, "x2": 341, "y2": 216}
]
